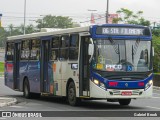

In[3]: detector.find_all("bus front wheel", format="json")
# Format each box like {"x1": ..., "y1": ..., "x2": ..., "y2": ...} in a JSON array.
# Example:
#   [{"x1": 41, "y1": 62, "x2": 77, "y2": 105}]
[
  {"x1": 23, "y1": 79, "x2": 31, "y2": 99},
  {"x1": 118, "y1": 99, "x2": 131, "y2": 106},
  {"x1": 67, "y1": 82, "x2": 81, "y2": 106}
]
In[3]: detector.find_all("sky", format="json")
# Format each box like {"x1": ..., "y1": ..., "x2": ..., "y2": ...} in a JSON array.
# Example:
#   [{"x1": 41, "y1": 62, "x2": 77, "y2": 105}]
[{"x1": 0, "y1": 0, "x2": 160, "y2": 27}]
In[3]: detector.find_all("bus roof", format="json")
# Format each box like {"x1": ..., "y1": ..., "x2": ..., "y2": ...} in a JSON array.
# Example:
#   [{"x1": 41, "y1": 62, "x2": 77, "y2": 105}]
[
  {"x1": 7, "y1": 26, "x2": 90, "y2": 41},
  {"x1": 7, "y1": 24, "x2": 150, "y2": 41}
]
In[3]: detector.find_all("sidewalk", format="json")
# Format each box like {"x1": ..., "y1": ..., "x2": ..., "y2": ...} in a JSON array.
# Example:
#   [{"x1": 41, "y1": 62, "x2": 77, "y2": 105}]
[{"x1": 0, "y1": 97, "x2": 17, "y2": 107}]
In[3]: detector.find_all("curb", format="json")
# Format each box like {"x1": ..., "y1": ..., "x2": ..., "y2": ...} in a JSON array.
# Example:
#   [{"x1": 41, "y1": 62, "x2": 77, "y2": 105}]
[
  {"x1": 153, "y1": 86, "x2": 160, "y2": 90},
  {"x1": 0, "y1": 98, "x2": 17, "y2": 107}
]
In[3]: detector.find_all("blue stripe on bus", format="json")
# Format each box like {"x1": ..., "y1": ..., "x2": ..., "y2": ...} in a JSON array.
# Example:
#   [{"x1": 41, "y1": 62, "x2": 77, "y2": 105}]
[{"x1": 91, "y1": 71, "x2": 153, "y2": 89}]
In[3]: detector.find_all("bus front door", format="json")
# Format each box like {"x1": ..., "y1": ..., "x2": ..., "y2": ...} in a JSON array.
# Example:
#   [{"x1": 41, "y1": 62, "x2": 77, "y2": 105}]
[
  {"x1": 13, "y1": 42, "x2": 20, "y2": 90},
  {"x1": 41, "y1": 40, "x2": 50, "y2": 93},
  {"x1": 79, "y1": 35, "x2": 90, "y2": 97}
]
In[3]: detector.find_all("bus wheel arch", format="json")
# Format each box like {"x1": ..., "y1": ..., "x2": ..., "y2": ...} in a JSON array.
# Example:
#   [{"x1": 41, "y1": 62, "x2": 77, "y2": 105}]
[{"x1": 66, "y1": 79, "x2": 81, "y2": 106}]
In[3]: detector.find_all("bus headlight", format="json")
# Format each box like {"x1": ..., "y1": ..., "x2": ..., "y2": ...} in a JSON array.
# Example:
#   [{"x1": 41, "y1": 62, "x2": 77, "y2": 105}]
[
  {"x1": 93, "y1": 79, "x2": 99, "y2": 85},
  {"x1": 145, "y1": 80, "x2": 153, "y2": 91},
  {"x1": 93, "y1": 79, "x2": 105, "y2": 89}
]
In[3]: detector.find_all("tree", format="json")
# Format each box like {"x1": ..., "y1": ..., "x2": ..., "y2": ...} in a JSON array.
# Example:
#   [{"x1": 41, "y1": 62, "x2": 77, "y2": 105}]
[
  {"x1": 0, "y1": 27, "x2": 7, "y2": 47},
  {"x1": 36, "y1": 15, "x2": 74, "y2": 29},
  {"x1": 25, "y1": 24, "x2": 38, "y2": 34},
  {"x1": 113, "y1": 8, "x2": 150, "y2": 26},
  {"x1": 152, "y1": 29, "x2": 160, "y2": 72}
]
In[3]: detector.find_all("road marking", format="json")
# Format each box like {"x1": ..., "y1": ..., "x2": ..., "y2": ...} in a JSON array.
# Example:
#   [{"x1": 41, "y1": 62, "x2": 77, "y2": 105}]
[
  {"x1": 153, "y1": 89, "x2": 160, "y2": 92},
  {"x1": 153, "y1": 93, "x2": 160, "y2": 96},
  {"x1": 146, "y1": 106, "x2": 160, "y2": 110},
  {"x1": 152, "y1": 97, "x2": 160, "y2": 98},
  {"x1": 0, "y1": 118, "x2": 6, "y2": 120},
  {"x1": 9, "y1": 105, "x2": 23, "y2": 108}
]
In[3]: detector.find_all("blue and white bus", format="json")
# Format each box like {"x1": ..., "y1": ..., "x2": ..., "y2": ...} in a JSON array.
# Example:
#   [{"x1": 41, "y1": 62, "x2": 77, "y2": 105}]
[{"x1": 5, "y1": 24, "x2": 153, "y2": 106}]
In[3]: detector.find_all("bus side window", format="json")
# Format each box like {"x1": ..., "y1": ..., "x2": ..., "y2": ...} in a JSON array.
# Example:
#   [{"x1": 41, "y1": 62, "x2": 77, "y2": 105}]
[
  {"x1": 59, "y1": 35, "x2": 69, "y2": 60},
  {"x1": 21, "y1": 40, "x2": 29, "y2": 60},
  {"x1": 6, "y1": 42, "x2": 14, "y2": 61},
  {"x1": 69, "y1": 34, "x2": 79, "y2": 60},
  {"x1": 30, "y1": 39, "x2": 40, "y2": 60},
  {"x1": 51, "y1": 37, "x2": 59, "y2": 60}
]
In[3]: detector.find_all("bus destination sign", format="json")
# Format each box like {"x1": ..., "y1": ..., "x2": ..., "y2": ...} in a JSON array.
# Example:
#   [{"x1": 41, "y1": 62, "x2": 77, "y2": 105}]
[{"x1": 96, "y1": 27, "x2": 147, "y2": 36}]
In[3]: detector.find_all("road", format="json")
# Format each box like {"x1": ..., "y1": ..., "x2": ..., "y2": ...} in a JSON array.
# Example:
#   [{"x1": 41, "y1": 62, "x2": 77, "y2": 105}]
[{"x1": 0, "y1": 77, "x2": 160, "y2": 120}]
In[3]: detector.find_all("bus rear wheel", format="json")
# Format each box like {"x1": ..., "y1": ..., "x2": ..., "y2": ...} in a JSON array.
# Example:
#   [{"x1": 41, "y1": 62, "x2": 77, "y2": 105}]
[
  {"x1": 23, "y1": 79, "x2": 31, "y2": 99},
  {"x1": 67, "y1": 82, "x2": 81, "y2": 106},
  {"x1": 118, "y1": 99, "x2": 131, "y2": 106}
]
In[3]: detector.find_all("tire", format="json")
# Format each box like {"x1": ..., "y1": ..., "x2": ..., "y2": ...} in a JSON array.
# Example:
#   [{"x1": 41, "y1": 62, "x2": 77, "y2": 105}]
[
  {"x1": 23, "y1": 79, "x2": 31, "y2": 99},
  {"x1": 118, "y1": 99, "x2": 131, "y2": 106},
  {"x1": 67, "y1": 82, "x2": 81, "y2": 106}
]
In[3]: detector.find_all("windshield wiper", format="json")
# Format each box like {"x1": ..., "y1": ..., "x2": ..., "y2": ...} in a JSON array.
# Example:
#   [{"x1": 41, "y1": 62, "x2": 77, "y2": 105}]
[
  {"x1": 132, "y1": 38, "x2": 140, "y2": 63},
  {"x1": 109, "y1": 38, "x2": 120, "y2": 63}
]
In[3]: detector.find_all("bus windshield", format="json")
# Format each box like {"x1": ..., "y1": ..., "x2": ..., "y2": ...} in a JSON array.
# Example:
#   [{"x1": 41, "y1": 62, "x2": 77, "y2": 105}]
[{"x1": 92, "y1": 39, "x2": 152, "y2": 72}]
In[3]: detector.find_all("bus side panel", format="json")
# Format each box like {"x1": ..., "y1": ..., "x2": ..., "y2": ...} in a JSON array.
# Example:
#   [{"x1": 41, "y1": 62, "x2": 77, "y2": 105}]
[
  {"x1": 5, "y1": 61, "x2": 14, "y2": 89},
  {"x1": 19, "y1": 61, "x2": 28, "y2": 92},
  {"x1": 53, "y1": 61, "x2": 62, "y2": 96},
  {"x1": 27, "y1": 61, "x2": 40, "y2": 93},
  {"x1": 61, "y1": 61, "x2": 79, "y2": 97},
  {"x1": 48, "y1": 61, "x2": 54, "y2": 94}
]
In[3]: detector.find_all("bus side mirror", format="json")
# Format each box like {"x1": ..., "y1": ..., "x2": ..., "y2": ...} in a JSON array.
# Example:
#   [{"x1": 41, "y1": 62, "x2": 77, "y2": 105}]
[
  {"x1": 152, "y1": 47, "x2": 154, "y2": 56},
  {"x1": 88, "y1": 44, "x2": 94, "y2": 55}
]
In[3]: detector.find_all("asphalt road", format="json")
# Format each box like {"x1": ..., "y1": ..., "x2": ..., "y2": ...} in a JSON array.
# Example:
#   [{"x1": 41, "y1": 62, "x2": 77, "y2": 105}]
[{"x1": 0, "y1": 77, "x2": 160, "y2": 120}]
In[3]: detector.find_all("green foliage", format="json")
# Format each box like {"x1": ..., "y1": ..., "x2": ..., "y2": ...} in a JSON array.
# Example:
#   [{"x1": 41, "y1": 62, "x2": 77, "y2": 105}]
[
  {"x1": 0, "y1": 27, "x2": 7, "y2": 47},
  {"x1": 152, "y1": 29, "x2": 160, "y2": 72},
  {"x1": 36, "y1": 15, "x2": 74, "y2": 29},
  {"x1": 0, "y1": 62, "x2": 4, "y2": 72},
  {"x1": 114, "y1": 8, "x2": 150, "y2": 26}
]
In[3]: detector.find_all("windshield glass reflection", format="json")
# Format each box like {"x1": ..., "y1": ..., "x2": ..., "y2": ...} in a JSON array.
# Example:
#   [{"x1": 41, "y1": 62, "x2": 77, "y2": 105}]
[{"x1": 92, "y1": 39, "x2": 151, "y2": 72}]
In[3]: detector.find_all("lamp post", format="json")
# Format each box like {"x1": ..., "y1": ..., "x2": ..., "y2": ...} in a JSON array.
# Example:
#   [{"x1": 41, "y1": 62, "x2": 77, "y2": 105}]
[
  {"x1": 106, "y1": 0, "x2": 109, "y2": 23},
  {"x1": 24, "y1": 0, "x2": 26, "y2": 34},
  {"x1": 0, "y1": 14, "x2": 2, "y2": 27}
]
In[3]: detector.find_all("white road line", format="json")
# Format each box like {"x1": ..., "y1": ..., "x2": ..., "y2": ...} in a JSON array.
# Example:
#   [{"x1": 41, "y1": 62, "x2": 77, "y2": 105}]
[
  {"x1": 153, "y1": 93, "x2": 160, "y2": 96},
  {"x1": 0, "y1": 118, "x2": 6, "y2": 120},
  {"x1": 152, "y1": 97, "x2": 160, "y2": 98},
  {"x1": 153, "y1": 89, "x2": 160, "y2": 91},
  {"x1": 146, "y1": 106, "x2": 160, "y2": 110}
]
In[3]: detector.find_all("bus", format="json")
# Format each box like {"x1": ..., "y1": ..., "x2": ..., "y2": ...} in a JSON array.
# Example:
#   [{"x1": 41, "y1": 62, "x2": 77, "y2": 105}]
[{"x1": 5, "y1": 24, "x2": 153, "y2": 106}]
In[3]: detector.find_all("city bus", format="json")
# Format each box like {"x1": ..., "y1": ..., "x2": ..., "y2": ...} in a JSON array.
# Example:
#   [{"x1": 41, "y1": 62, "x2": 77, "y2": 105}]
[{"x1": 5, "y1": 24, "x2": 153, "y2": 106}]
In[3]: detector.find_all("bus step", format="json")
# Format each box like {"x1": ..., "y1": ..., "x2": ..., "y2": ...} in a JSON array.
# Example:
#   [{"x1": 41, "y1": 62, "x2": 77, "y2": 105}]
[
  {"x1": 14, "y1": 89, "x2": 19, "y2": 91},
  {"x1": 41, "y1": 93, "x2": 50, "y2": 96}
]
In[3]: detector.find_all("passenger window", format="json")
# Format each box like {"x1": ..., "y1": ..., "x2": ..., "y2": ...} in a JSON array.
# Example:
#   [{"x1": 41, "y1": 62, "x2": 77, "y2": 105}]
[
  {"x1": 21, "y1": 40, "x2": 30, "y2": 60},
  {"x1": 69, "y1": 34, "x2": 79, "y2": 60},
  {"x1": 6, "y1": 42, "x2": 14, "y2": 61},
  {"x1": 51, "y1": 37, "x2": 59, "y2": 60},
  {"x1": 60, "y1": 35, "x2": 69, "y2": 60},
  {"x1": 30, "y1": 39, "x2": 40, "y2": 60}
]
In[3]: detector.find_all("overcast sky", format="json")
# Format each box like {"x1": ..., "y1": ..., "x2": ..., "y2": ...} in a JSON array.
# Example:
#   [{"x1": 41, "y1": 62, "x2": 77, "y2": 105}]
[{"x1": 0, "y1": 0, "x2": 160, "y2": 27}]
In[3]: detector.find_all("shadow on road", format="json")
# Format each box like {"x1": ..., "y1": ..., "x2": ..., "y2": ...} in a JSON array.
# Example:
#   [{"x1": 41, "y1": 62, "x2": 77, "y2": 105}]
[{"x1": 8, "y1": 94, "x2": 144, "y2": 110}]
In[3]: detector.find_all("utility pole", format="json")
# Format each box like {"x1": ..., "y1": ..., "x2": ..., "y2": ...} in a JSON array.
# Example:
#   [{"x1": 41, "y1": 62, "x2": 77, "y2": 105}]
[
  {"x1": 106, "y1": 0, "x2": 109, "y2": 23},
  {"x1": 24, "y1": 0, "x2": 26, "y2": 34},
  {"x1": 0, "y1": 14, "x2": 2, "y2": 27}
]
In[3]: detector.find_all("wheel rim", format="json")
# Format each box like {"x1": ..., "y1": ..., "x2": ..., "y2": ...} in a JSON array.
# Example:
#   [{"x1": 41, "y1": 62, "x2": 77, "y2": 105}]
[
  {"x1": 24, "y1": 84, "x2": 28, "y2": 97},
  {"x1": 68, "y1": 87, "x2": 75, "y2": 102}
]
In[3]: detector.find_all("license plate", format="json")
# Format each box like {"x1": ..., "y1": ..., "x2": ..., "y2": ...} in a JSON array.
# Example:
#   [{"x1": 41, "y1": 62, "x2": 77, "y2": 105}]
[{"x1": 121, "y1": 91, "x2": 132, "y2": 96}]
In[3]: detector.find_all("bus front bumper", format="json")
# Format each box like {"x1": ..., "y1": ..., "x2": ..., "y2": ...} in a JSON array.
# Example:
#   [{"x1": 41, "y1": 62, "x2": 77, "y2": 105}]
[{"x1": 90, "y1": 80, "x2": 153, "y2": 99}]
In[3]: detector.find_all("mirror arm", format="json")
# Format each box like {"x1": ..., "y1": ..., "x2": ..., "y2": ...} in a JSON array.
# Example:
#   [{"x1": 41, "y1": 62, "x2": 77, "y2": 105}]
[{"x1": 89, "y1": 38, "x2": 94, "y2": 63}]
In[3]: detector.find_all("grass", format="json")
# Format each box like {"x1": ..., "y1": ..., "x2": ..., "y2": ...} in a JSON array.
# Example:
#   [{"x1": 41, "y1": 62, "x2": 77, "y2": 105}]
[{"x1": 0, "y1": 62, "x2": 4, "y2": 72}]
